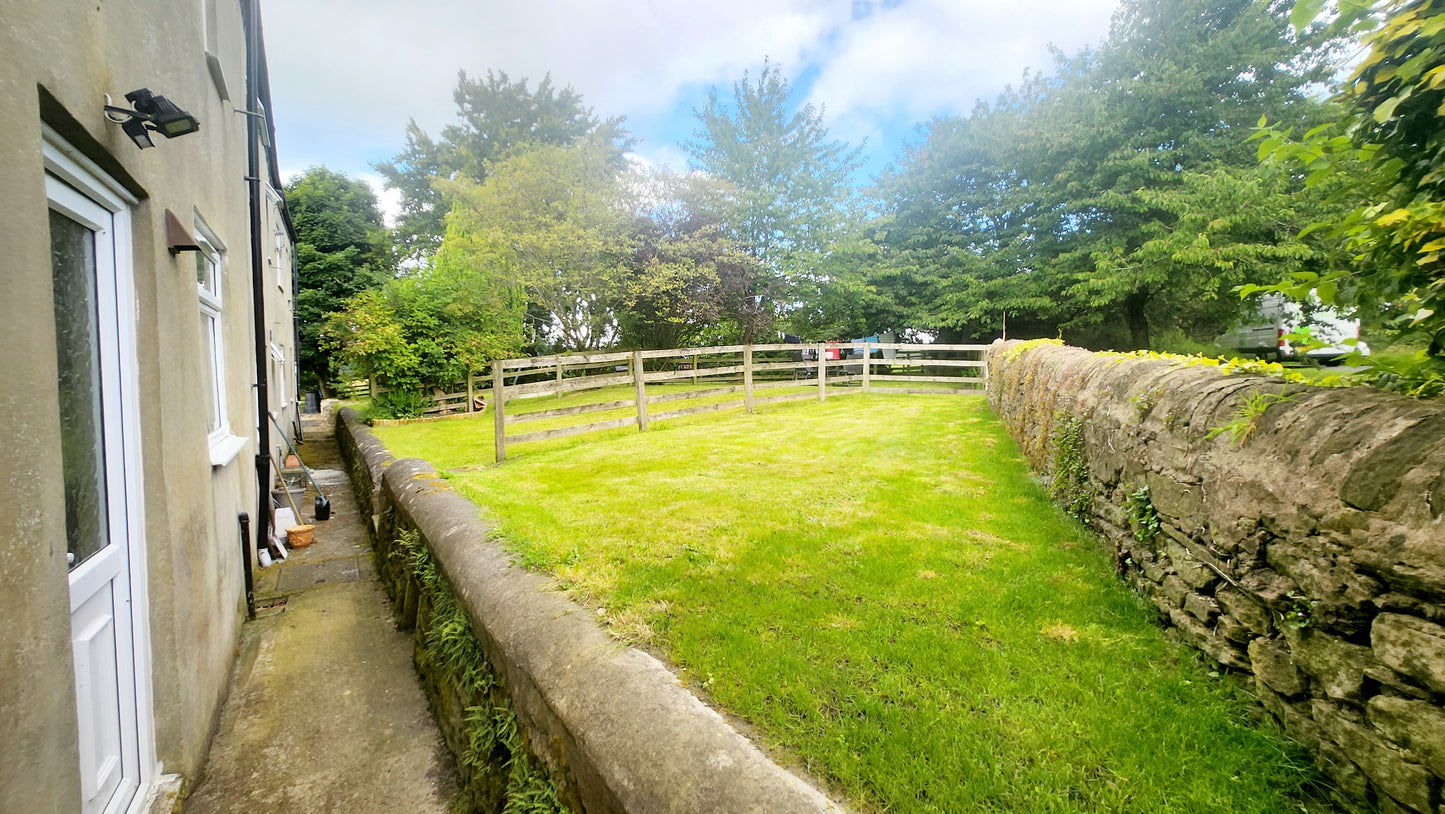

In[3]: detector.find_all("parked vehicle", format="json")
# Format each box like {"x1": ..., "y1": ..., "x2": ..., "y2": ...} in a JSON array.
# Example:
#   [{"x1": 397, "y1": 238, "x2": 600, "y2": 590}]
[
  {"x1": 784, "y1": 332, "x2": 896, "y2": 376},
  {"x1": 1214, "y1": 294, "x2": 1369, "y2": 363}
]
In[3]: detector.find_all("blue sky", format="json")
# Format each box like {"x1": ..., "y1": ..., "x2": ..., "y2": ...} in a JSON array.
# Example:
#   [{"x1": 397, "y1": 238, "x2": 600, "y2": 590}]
[{"x1": 263, "y1": 0, "x2": 1120, "y2": 219}]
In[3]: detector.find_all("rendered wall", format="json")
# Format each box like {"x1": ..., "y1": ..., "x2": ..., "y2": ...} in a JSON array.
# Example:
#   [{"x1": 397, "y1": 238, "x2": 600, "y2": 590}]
[
  {"x1": 0, "y1": 31, "x2": 85, "y2": 813},
  {"x1": 0, "y1": 0, "x2": 294, "y2": 806},
  {"x1": 987, "y1": 340, "x2": 1445, "y2": 813}
]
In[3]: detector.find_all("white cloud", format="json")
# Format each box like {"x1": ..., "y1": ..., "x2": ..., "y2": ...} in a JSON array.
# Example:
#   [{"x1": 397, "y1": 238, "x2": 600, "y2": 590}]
[
  {"x1": 628, "y1": 143, "x2": 692, "y2": 175},
  {"x1": 806, "y1": 0, "x2": 1117, "y2": 123},
  {"x1": 260, "y1": 0, "x2": 1118, "y2": 182},
  {"x1": 355, "y1": 172, "x2": 402, "y2": 228},
  {"x1": 263, "y1": 0, "x2": 843, "y2": 138}
]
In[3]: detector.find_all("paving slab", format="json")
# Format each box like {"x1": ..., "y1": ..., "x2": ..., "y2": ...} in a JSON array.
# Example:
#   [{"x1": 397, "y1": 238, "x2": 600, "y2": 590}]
[
  {"x1": 273, "y1": 556, "x2": 363, "y2": 594},
  {"x1": 183, "y1": 404, "x2": 456, "y2": 813}
]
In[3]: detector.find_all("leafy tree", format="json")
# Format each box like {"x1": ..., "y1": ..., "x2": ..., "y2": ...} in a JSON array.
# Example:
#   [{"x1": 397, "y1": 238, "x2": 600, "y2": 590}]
[
  {"x1": 320, "y1": 260, "x2": 522, "y2": 398},
  {"x1": 438, "y1": 140, "x2": 634, "y2": 351},
  {"x1": 319, "y1": 289, "x2": 415, "y2": 389},
  {"x1": 1343, "y1": 0, "x2": 1445, "y2": 361},
  {"x1": 1264, "y1": 1, "x2": 1445, "y2": 343},
  {"x1": 285, "y1": 166, "x2": 392, "y2": 389},
  {"x1": 1083, "y1": 162, "x2": 1353, "y2": 340},
  {"x1": 1248, "y1": 0, "x2": 1445, "y2": 394},
  {"x1": 872, "y1": 82, "x2": 1060, "y2": 340},
  {"x1": 617, "y1": 168, "x2": 775, "y2": 347},
  {"x1": 785, "y1": 219, "x2": 896, "y2": 341},
  {"x1": 375, "y1": 71, "x2": 631, "y2": 263},
  {"x1": 683, "y1": 61, "x2": 863, "y2": 309},
  {"x1": 1041, "y1": 0, "x2": 1339, "y2": 348},
  {"x1": 875, "y1": 0, "x2": 1342, "y2": 348}
]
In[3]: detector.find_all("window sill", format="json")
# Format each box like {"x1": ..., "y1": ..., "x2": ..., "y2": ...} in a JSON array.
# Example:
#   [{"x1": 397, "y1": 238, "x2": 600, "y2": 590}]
[
  {"x1": 206, "y1": 51, "x2": 230, "y2": 102},
  {"x1": 209, "y1": 434, "x2": 248, "y2": 468}
]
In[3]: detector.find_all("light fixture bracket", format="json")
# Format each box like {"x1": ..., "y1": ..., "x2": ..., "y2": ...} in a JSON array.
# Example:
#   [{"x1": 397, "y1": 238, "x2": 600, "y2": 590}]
[{"x1": 104, "y1": 88, "x2": 201, "y2": 149}]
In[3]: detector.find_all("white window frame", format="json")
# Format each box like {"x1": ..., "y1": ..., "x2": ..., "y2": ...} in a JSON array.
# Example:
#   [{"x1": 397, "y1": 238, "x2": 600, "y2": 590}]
[
  {"x1": 268, "y1": 330, "x2": 287, "y2": 412},
  {"x1": 194, "y1": 219, "x2": 245, "y2": 466},
  {"x1": 265, "y1": 185, "x2": 287, "y2": 291},
  {"x1": 202, "y1": 0, "x2": 230, "y2": 101}
]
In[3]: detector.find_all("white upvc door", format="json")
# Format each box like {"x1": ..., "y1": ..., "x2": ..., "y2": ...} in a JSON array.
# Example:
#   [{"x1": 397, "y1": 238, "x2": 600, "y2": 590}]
[{"x1": 46, "y1": 138, "x2": 152, "y2": 814}]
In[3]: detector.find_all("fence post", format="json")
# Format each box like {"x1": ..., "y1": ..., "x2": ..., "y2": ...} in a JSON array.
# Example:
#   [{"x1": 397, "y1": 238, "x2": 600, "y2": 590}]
[
  {"x1": 691, "y1": 354, "x2": 698, "y2": 386},
  {"x1": 466, "y1": 371, "x2": 475, "y2": 413},
  {"x1": 862, "y1": 342, "x2": 871, "y2": 391},
  {"x1": 633, "y1": 351, "x2": 649, "y2": 432},
  {"x1": 493, "y1": 362, "x2": 506, "y2": 463},
  {"x1": 556, "y1": 360, "x2": 564, "y2": 399},
  {"x1": 367, "y1": 375, "x2": 377, "y2": 401},
  {"x1": 743, "y1": 345, "x2": 755, "y2": 414},
  {"x1": 817, "y1": 344, "x2": 826, "y2": 401}
]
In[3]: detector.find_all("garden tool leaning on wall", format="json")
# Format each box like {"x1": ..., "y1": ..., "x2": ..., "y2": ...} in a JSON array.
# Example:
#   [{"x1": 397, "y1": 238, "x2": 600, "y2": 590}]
[{"x1": 269, "y1": 412, "x2": 331, "y2": 521}]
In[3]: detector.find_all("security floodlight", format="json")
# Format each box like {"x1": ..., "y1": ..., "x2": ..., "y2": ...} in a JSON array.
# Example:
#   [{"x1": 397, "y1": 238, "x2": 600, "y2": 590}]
[
  {"x1": 104, "y1": 88, "x2": 200, "y2": 149},
  {"x1": 120, "y1": 117, "x2": 154, "y2": 149}
]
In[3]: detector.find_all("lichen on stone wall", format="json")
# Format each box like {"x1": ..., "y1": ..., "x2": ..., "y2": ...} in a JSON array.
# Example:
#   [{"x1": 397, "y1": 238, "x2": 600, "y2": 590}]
[{"x1": 987, "y1": 340, "x2": 1445, "y2": 814}]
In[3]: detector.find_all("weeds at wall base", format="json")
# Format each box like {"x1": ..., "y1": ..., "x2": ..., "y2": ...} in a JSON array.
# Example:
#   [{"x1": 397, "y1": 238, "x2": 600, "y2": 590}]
[
  {"x1": 385, "y1": 522, "x2": 567, "y2": 814},
  {"x1": 1123, "y1": 485, "x2": 1160, "y2": 546}
]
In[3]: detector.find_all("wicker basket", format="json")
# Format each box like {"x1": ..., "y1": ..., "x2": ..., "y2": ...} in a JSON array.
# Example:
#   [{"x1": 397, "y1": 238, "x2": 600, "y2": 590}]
[{"x1": 286, "y1": 524, "x2": 315, "y2": 548}]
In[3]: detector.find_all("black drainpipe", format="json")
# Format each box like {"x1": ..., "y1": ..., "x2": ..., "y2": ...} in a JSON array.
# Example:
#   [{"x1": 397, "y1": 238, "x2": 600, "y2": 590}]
[
  {"x1": 293, "y1": 249, "x2": 302, "y2": 440},
  {"x1": 239, "y1": 513, "x2": 254, "y2": 619},
  {"x1": 244, "y1": 0, "x2": 271, "y2": 581}
]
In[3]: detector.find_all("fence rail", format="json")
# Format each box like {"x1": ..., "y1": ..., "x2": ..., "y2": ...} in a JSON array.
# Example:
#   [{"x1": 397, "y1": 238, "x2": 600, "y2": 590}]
[
  {"x1": 487, "y1": 342, "x2": 991, "y2": 462},
  {"x1": 354, "y1": 342, "x2": 991, "y2": 457},
  {"x1": 345, "y1": 341, "x2": 994, "y2": 445}
]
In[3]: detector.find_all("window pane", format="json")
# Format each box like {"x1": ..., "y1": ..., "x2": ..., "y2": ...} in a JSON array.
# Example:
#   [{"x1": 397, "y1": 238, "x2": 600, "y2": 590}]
[
  {"x1": 200, "y1": 312, "x2": 221, "y2": 433},
  {"x1": 196, "y1": 251, "x2": 215, "y2": 295},
  {"x1": 49, "y1": 209, "x2": 111, "y2": 570}
]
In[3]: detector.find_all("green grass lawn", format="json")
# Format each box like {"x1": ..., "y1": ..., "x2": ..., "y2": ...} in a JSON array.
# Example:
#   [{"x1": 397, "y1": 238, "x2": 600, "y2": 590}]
[{"x1": 375, "y1": 394, "x2": 1322, "y2": 813}]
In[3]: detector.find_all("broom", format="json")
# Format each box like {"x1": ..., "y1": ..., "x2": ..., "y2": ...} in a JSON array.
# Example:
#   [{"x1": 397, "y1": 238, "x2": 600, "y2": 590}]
[
  {"x1": 268, "y1": 450, "x2": 306, "y2": 553},
  {"x1": 269, "y1": 412, "x2": 331, "y2": 521}
]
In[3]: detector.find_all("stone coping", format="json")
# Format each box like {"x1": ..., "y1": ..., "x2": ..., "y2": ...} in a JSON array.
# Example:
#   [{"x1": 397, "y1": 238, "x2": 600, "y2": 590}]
[{"x1": 338, "y1": 408, "x2": 843, "y2": 814}]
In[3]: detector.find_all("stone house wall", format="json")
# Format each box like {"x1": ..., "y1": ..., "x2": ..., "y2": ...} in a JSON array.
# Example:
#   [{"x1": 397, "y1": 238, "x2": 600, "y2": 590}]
[{"x1": 986, "y1": 340, "x2": 1445, "y2": 814}]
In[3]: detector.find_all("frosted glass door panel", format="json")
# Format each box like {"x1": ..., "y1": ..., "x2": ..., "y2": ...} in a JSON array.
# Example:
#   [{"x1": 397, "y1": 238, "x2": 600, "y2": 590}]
[{"x1": 50, "y1": 208, "x2": 111, "y2": 571}]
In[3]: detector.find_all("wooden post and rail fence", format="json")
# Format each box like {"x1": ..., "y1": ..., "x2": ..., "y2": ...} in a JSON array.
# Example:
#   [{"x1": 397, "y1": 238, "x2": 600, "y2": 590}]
[{"x1": 349, "y1": 342, "x2": 992, "y2": 462}]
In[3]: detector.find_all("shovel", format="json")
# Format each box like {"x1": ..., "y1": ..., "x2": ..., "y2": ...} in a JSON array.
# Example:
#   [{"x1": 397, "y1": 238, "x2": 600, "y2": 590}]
[{"x1": 269, "y1": 412, "x2": 331, "y2": 521}]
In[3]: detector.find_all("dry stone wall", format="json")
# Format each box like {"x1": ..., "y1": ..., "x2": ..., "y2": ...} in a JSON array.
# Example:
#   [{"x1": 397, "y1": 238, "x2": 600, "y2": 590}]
[{"x1": 987, "y1": 341, "x2": 1445, "y2": 814}]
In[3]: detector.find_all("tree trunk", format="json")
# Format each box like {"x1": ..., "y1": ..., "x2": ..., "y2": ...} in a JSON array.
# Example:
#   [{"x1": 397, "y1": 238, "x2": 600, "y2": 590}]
[{"x1": 1124, "y1": 292, "x2": 1150, "y2": 350}]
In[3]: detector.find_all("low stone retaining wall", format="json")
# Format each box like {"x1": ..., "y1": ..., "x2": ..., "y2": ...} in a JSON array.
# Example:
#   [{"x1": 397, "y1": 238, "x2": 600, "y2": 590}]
[
  {"x1": 986, "y1": 341, "x2": 1445, "y2": 814},
  {"x1": 335, "y1": 408, "x2": 842, "y2": 814}
]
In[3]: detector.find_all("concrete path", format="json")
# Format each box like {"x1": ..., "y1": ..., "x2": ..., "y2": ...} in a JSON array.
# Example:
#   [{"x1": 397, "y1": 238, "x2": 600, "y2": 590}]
[{"x1": 183, "y1": 405, "x2": 457, "y2": 814}]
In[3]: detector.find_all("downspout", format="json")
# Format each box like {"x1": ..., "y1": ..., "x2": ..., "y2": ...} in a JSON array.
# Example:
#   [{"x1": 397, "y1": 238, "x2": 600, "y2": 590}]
[
  {"x1": 239, "y1": 513, "x2": 254, "y2": 619},
  {"x1": 292, "y1": 246, "x2": 302, "y2": 440},
  {"x1": 244, "y1": 0, "x2": 271, "y2": 580}
]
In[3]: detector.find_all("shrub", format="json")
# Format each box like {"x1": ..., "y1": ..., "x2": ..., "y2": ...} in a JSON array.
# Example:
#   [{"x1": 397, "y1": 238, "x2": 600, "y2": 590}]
[{"x1": 371, "y1": 389, "x2": 433, "y2": 420}]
